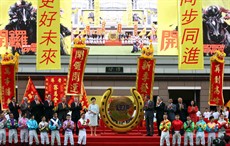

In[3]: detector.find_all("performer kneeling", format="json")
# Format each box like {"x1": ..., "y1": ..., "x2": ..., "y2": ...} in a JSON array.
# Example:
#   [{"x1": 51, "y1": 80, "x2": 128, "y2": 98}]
[
  {"x1": 206, "y1": 116, "x2": 218, "y2": 146},
  {"x1": 49, "y1": 112, "x2": 62, "y2": 146},
  {"x1": 159, "y1": 114, "x2": 171, "y2": 146},
  {"x1": 0, "y1": 112, "x2": 6, "y2": 145},
  {"x1": 39, "y1": 116, "x2": 49, "y2": 146},
  {"x1": 18, "y1": 112, "x2": 29, "y2": 146},
  {"x1": 171, "y1": 115, "x2": 183, "y2": 146},
  {"x1": 7, "y1": 113, "x2": 18, "y2": 145},
  {"x1": 196, "y1": 115, "x2": 206, "y2": 146},
  {"x1": 63, "y1": 114, "x2": 75, "y2": 146},
  {"x1": 27, "y1": 114, "x2": 39, "y2": 146},
  {"x1": 77, "y1": 112, "x2": 89, "y2": 146},
  {"x1": 184, "y1": 116, "x2": 195, "y2": 146}
]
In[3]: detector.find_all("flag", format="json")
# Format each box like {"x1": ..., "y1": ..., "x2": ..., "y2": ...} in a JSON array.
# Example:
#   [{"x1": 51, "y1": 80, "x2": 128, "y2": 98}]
[{"x1": 24, "y1": 77, "x2": 41, "y2": 103}]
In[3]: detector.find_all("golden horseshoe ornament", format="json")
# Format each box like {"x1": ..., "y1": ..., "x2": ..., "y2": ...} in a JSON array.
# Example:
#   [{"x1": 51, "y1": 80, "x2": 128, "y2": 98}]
[{"x1": 100, "y1": 87, "x2": 144, "y2": 133}]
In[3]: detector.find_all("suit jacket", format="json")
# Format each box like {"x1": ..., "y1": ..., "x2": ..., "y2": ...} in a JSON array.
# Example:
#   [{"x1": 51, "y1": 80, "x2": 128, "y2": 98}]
[
  {"x1": 8, "y1": 102, "x2": 19, "y2": 120},
  {"x1": 155, "y1": 102, "x2": 165, "y2": 120},
  {"x1": 57, "y1": 102, "x2": 69, "y2": 121},
  {"x1": 44, "y1": 100, "x2": 54, "y2": 119},
  {"x1": 166, "y1": 103, "x2": 176, "y2": 121},
  {"x1": 20, "y1": 102, "x2": 30, "y2": 118},
  {"x1": 71, "y1": 102, "x2": 82, "y2": 122},
  {"x1": 30, "y1": 100, "x2": 44, "y2": 121},
  {"x1": 176, "y1": 103, "x2": 188, "y2": 122},
  {"x1": 144, "y1": 100, "x2": 154, "y2": 117}
]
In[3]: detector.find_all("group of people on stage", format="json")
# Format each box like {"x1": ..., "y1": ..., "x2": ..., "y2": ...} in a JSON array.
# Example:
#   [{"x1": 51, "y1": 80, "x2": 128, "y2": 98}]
[
  {"x1": 144, "y1": 95, "x2": 230, "y2": 146},
  {"x1": 0, "y1": 95, "x2": 99, "y2": 146}
]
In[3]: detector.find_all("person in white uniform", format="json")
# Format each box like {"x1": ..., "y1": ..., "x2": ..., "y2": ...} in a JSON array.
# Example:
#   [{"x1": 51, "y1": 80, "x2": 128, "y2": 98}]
[
  {"x1": 39, "y1": 116, "x2": 49, "y2": 145},
  {"x1": 77, "y1": 112, "x2": 89, "y2": 146}
]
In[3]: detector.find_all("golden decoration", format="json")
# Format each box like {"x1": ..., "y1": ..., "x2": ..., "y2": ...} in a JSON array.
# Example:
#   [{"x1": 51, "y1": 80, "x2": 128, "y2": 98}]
[
  {"x1": 74, "y1": 37, "x2": 86, "y2": 48},
  {"x1": 100, "y1": 88, "x2": 144, "y2": 133},
  {"x1": 210, "y1": 50, "x2": 226, "y2": 63},
  {"x1": 1, "y1": 52, "x2": 20, "y2": 72},
  {"x1": 141, "y1": 40, "x2": 154, "y2": 59}
]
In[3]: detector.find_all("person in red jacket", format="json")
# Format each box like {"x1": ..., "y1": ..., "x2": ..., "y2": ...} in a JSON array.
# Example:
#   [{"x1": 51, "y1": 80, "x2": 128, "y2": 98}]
[
  {"x1": 171, "y1": 115, "x2": 183, "y2": 146},
  {"x1": 188, "y1": 100, "x2": 198, "y2": 123},
  {"x1": 77, "y1": 112, "x2": 89, "y2": 146},
  {"x1": 217, "y1": 114, "x2": 228, "y2": 138}
]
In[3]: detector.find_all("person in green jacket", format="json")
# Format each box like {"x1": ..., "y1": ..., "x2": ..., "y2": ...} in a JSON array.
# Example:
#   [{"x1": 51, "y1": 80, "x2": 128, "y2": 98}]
[
  {"x1": 184, "y1": 116, "x2": 195, "y2": 146},
  {"x1": 7, "y1": 113, "x2": 18, "y2": 145}
]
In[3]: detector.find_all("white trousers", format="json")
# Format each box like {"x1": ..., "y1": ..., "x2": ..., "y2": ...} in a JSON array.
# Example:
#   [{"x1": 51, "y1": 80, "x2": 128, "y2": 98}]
[
  {"x1": 160, "y1": 131, "x2": 170, "y2": 146},
  {"x1": 172, "y1": 131, "x2": 181, "y2": 146},
  {"x1": 218, "y1": 131, "x2": 225, "y2": 138},
  {"x1": 29, "y1": 130, "x2": 39, "y2": 145},
  {"x1": 208, "y1": 133, "x2": 216, "y2": 146},
  {"x1": 9, "y1": 129, "x2": 18, "y2": 144},
  {"x1": 20, "y1": 129, "x2": 28, "y2": 143},
  {"x1": 184, "y1": 131, "x2": 194, "y2": 146},
  {"x1": 64, "y1": 131, "x2": 74, "y2": 146},
  {"x1": 78, "y1": 130, "x2": 87, "y2": 145},
  {"x1": 0, "y1": 129, "x2": 6, "y2": 144},
  {"x1": 196, "y1": 131, "x2": 205, "y2": 146},
  {"x1": 41, "y1": 132, "x2": 49, "y2": 145},
  {"x1": 51, "y1": 130, "x2": 61, "y2": 146}
]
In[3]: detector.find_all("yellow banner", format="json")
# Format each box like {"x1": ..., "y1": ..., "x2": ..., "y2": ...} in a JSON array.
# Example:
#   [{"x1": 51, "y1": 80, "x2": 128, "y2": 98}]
[
  {"x1": 178, "y1": 0, "x2": 204, "y2": 70},
  {"x1": 157, "y1": 0, "x2": 178, "y2": 55},
  {"x1": 37, "y1": 0, "x2": 60, "y2": 70}
]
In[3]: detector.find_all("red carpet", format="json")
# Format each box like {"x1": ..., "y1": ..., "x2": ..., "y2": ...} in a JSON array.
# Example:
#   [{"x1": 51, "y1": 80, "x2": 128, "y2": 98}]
[{"x1": 104, "y1": 40, "x2": 122, "y2": 46}]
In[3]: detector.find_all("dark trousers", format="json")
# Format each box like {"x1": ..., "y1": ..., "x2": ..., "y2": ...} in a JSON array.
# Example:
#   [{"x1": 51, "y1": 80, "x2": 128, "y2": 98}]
[
  {"x1": 145, "y1": 115, "x2": 154, "y2": 135},
  {"x1": 157, "y1": 117, "x2": 163, "y2": 136}
]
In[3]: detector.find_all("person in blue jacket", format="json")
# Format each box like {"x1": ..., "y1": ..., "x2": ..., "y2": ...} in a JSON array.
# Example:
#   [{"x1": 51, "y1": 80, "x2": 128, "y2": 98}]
[
  {"x1": 49, "y1": 112, "x2": 62, "y2": 146},
  {"x1": 27, "y1": 114, "x2": 39, "y2": 146}
]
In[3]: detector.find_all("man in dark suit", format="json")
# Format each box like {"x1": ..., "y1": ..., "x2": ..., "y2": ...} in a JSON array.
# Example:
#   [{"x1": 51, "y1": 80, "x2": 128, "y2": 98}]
[
  {"x1": 155, "y1": 96, "x2": 166, "y2": 136},
  {"x1": 144, "y1": 95, "x2": 154, "y2": 136},
  {"x1": 8, "y1": 97, "x2": 20, "y2": 121},
  {"x1": 176, "y1": 97, "x2": 187, "y2": 122},
  {"x1": 57, "y1": 97, "x2": 69, "y2": 123},
  {"x1": 70, "y1": 96, "x2": 82, "y2": 135},
  {"x1": 44, "y1": 94, "x2": 54, "y2": 121},
  {"x1": 30, "y1": 95, "x2": 44, "y2": 123},
  {"x1": 20, "y1": 97, "x2": 30, "y2": 118},
  {"x1": 166, "y1": 98, "x2": 176, "y2": 122}
]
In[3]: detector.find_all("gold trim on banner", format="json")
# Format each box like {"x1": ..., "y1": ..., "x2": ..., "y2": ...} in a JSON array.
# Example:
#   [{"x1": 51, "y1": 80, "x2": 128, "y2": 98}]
[{"x1": 66, "y1": 47, "x2": 89, "y2": 96}]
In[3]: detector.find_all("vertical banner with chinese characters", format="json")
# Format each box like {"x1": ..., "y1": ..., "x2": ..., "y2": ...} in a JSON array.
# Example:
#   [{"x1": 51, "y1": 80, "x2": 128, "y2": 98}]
[
  {"x1": 209, "y1": 51, "x2": 225, "y2": 106},
  {"x1": 37, "y1": 0, "x2": 61, "y2": 70},
  {"x1": 66, "y1": 39, "x2": 89, "y2": 95},
  {"x1": 136, "y1": 58, "x2": 156, "y2": 100},
  {"x1": 117, "y1": 24, "x2": 122, "y2": 34},
  {"x1": 94, "y1": 0, "x2": 100, "y2": 26},
  {"x1": 23, "y1": 77, "x2": 41, "y2": 103},
  {"x1": 157, "y1": 0, "x2": 178, "y2": 55},
  {"x1": 134, "y1": 23, "x2": 138, "y2": 36},
  {"x1": 178, "y1": 0, "x2": 204, "y2": 70},
  {"x1": 45, "y1": 76, "x2": 67, "y2": 106},
  {"x1": 0, "y1": 65, "x2": 15, "y2": 110}
]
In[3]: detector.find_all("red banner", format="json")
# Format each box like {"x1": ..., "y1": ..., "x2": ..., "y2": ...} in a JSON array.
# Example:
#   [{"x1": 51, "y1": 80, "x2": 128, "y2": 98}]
[
  {"x1": 117, "y1": 24, "x2": 122, "y2": 34},
  {"x1": 24, "y1": 77, "x2": 41, "y2": 103},
  {"x1": 45, "y1": 76, "x2": 67, "y2": 106},
  {"x1": 134, "y1": 24, "x2": 138, "y2": 36},
  {"x1": 136, "y1": 57, "x2": 156, "y2": 100},
  {"x1": 66, "y1": 47, "x2": 89, "y2": 95},
  {"x1": 209, "y1": 51, "x2": 225, "y2": 106},
  {"x1": 0, "y1": 65, "x2": 15, "y2": 110}
]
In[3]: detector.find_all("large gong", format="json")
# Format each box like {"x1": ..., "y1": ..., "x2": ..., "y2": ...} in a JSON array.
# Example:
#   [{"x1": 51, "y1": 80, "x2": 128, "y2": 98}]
[{"x1": 100, "y1": 88, "x2": 144, "y2": 132}]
